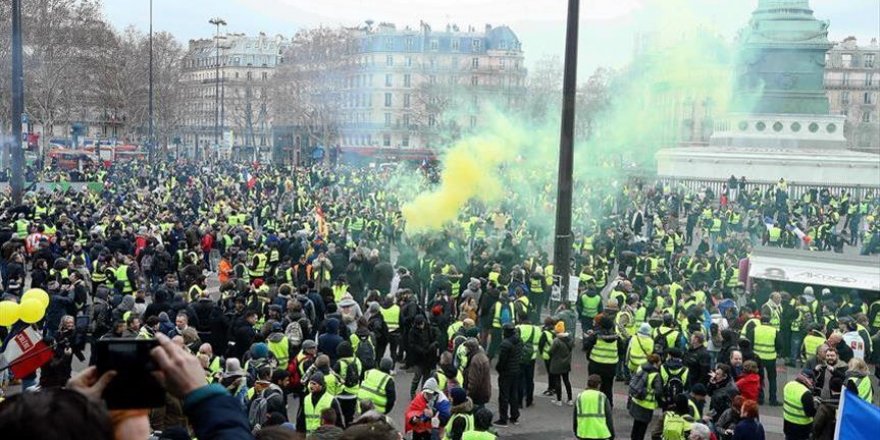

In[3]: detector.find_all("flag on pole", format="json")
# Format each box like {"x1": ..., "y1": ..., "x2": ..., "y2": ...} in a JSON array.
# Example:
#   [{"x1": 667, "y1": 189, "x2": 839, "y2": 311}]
[
  {"x1": 0, "y1": 327, "x2": 54, "y2": 378},
  {"x1": 834, "y1": 388, "x2": 880, "y2": 440},
  {"x1": 243, "y1": 170, "x2": 257, "y2": 190}
]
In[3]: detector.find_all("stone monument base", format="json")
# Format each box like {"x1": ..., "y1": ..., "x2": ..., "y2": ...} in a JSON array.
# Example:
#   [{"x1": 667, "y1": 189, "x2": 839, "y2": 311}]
[{"x1": 655, "y1": 146, "x2": 880, "y2": 187}]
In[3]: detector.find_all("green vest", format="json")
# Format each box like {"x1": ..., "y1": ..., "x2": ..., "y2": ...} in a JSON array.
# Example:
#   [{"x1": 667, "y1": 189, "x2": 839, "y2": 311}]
[
  {"x1": 267, "y1": 336, "x2": 290, "y2": 369},
  {"x1": 380, "y1": 305, "x2": 400, "y2": 331},
  {"x1": 662, "y1": 412, "x2": 691, "y2": 440},
  {"x1": 580, "y1": 294, "x2": 601, "y2": 318},
  {"x1": 802, "y1": 333, "x2": 826, "y2": 360},
  {"x1": 589, "y1": 338, "x2": 619, "y2": 365},
  {"x1": 753, "y1": 324, "x2": 777, "y2": 361},
  {"x1": 660, "y1": 365, "x2": 690, "y2": 388},
  {"x1": 575, "y1": 389, "x2": 612, "y2": 439},
  {"x1": 357, "y1": 368, "x2": 392, "y2": 413},
  {"x1": 304, "y1": 391, "x2": 335, "y2": 433},
  {"x1": 444, "y1": 413, "x2": 475, "y2": 440},
  {"x1": 627, "y1": 334, "x2": 654, "y2": 372},
  {"x1": 768, "y1": 227, "x2": 782, "y2": 243},
  {"x1": 632, "y1": 370, "x2": 659, "y2": 410},
  {"x1": 517, "y1": 324, "x2": 541, "y2": 361},
  {"x1": 115, "y1": 265, "x2": 132, "y2": 293},
  {"x1": 783, "y1": 381, "x2": 812, "y2": 425},
  {"x1": 338, "y1": 357, "x2": 362, "y2": 395},
  {"x1": 249, "y1": 253, "x2": 268, "y2": 278},
  {"x1": 529, "y1": 278, "x2": 544, "y2": 294},
  {"x1": 461, "y1": 431, "x2": 496, "y2": 440},
  {"x1": 848, "y1": 376, "x2": 874, "y2": 403},
  {"x1": 492, "y1": 302, "x2": 513, "y2": 328}
]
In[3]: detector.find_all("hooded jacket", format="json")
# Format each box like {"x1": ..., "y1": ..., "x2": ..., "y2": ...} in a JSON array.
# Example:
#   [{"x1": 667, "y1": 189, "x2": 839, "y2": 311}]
[
  {"x1": 549, "y1": 332, "x2": 574, "y2": 375},
  {"x1": 407, "y1": 315, "x2": 440, "y2": 368},
  {"x1": 446, "y1": 397, "x2": 475, "y2": 440}
]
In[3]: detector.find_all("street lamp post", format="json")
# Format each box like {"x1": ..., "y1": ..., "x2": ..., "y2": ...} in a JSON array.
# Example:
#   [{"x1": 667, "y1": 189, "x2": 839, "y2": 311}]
[
  {"x1": 10, "y1": 0, "x2": 25, "y2": 205},
  {"x1": 148, "y1": 0, "x2": 154, "y2": 160},
  {"x1": 209, "y1": 17, "x2": 226, "y2": 153},
  {"x1": 552, "y1": 0, "x2": 580, "y2": 297}
]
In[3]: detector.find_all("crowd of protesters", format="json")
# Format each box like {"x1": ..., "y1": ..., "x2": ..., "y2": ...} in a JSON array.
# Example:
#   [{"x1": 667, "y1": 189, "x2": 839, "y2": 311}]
[{"x1": 0, "y1": 158, "x2": 877, "y2": 440}]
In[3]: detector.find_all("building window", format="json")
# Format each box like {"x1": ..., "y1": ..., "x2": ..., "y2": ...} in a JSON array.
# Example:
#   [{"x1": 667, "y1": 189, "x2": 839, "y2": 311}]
[
  {"x1": 866, "y1": 92, "x2": 875, "y2": 105},
  {"x1": 429, "y1": 115, "x2": 436, "y2": 127},
  {"x1": 430, "y1": 39, "x2": 439, "y2": 50},
  {"x1": 451, "y1": 38, "x2": 460, "y2": 51},
  {"x1": 403, "y1": 93, "x2": 411, "y2": 108},
  {"x1": 842, "y1": 72, "x2": 850, "y2": 86},
  {"x1": 383, "y1": 134, "x2": 391, "y2": 146},
  {"x1": 405, "y1": 56, "x2": 412, "y2": 67},
  {"x1": 864, "y1": 53, "x2": 875, "y2": 68},
  {"x1": 385, "y1": 74, "x2": 392, "y2": 87},
  {"x1": 472, "y1": 39, "x2": 481, "y2": 51},
  {"x1": 429, "y1": 58, "x2": 436, "y2": 69},
  {"x1": 867, "y1": 73, "x2": 875, "y2": 86},
  {"x1": 402, "y1": 134, "x2": 410, "y2": 147},
  {"x1": 429, "y1": 75, "x2": 436, "y2": 84},
  {"x1": 247, "y1": 71, "x2": 252, "y2": 80},
  {"x1": 841, "y1": 91, "x2": 850, "y2": 104},
  {"x1": 403, "y1": 113, "x2": 410, "y2": 127},
  {"x1": 384, "y1": 113, "x2": 392, "y2": 127},
  {"x1": 471, "y1": 76, "x2": 478, "y2": 86},
  {"x1": 385, "y1": 37, "x2": 393, "y2": 50},
  {"x1": 384, "y1": 93, "x2": 392, "y2": 107},
  {"x1": 472, "y1": 57, "x2": 479, "y2": 69},
  {"x1": 404, "y1": 74, "x2": 411, "y2": 87},
  {"x1": 863, "y1": 111, "x2": 873, "y2": 123},
  {"x1": 386, "y1": 55, "x2": 393, "y2": 66},
  {"x1": 405, "y1": 37, "x2": 414, "y2": 50},
  {"x1": 470, "y1": 116, "x2": 477, "y2": 128},
  {"x1": 261, "y1": 72, "x2": 268, "y2": 80},
  {"x1": 842, "y1": 53, "x2": 853, "y2": 68}
]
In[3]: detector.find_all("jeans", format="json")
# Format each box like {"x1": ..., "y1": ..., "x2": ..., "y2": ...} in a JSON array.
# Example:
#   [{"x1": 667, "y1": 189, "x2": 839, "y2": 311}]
[
  {"x1": 790, "y1": 332, "x2": 804, "y2": 365},
  {"x1": 497, "y1": 374, "x2": 520, "y2": 422},
  {"x1": 519, "y1": 361, "x2": 535, "y2": 406}
]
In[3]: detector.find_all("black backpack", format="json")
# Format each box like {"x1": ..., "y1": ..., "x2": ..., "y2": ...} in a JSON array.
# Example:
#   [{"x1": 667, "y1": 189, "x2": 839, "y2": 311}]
[
  {"x1": 341, "y1": 358, "x2": 361, "y2": 388},
  {"x1": 661, "y1": 366, "x2": 686, "y2": 406},
  {"x1": 628, "y1": 368, "x2": 649, "y2": 400},
  {"x1": 355, "y1": 337, "x2": 376, "y2": 371}
]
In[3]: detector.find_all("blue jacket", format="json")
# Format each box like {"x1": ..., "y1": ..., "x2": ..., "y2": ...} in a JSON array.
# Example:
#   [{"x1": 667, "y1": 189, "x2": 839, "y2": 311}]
[{"x1": 183, "y1": 384, "x2": 254, "y2": 440}]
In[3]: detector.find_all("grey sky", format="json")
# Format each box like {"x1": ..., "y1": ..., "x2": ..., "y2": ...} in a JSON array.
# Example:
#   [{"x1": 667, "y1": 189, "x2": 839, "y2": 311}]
[{"x1": 103, "y1": 0, "x2": 880, "y2": 76}]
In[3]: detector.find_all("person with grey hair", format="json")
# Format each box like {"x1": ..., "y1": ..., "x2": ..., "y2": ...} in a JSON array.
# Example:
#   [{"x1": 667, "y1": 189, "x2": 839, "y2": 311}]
[{"x1": 689, "y1": 422, "x2": 712, "y2": 440}]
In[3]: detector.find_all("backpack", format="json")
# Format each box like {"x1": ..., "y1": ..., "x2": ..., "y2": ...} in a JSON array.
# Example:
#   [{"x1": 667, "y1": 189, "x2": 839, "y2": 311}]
[
  {"x1": 661, "y1": 412, "x2": 689, "y2": 440},
  {"x1": 284, "y1": 321, "x2": 303, "y2": 348},
  {"x1": 654, "y1": 328, "x2": 674, "y2": 354},
  {"x1": 141, "y1": 254, "x2": 153, "y2": 273},
  {"x1": 355, "y1": 337, "x2": 376, "y2": 371},
  {"x1": 341, "y1": 359, "x2": 360, "y2": 388},
  {"x1": 661, "y1": 367, "x2": 686, "y2": 406},
  {"x1": 499, "y1": 304, "x2": 512, "y2": 326},
  {"x1": 628, "y1": 368, "x2": 649, "y2": 400},
  {"x1": 247, "y1": 387, "x2": 281, "y2": 429},
  {"x1": 287, "y1": 355, "x2": 306, "y2": 393}
]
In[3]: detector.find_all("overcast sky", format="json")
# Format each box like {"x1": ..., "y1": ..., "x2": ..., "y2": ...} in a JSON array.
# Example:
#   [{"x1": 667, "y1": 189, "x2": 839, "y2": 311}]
[{"x1": 103, "y1": 0, "x2": 880, "y2": 76}]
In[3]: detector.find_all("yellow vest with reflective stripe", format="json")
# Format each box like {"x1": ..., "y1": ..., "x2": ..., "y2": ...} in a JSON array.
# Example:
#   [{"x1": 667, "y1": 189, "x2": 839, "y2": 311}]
[
  {"x1": 848, "y1": 376, "x2": 874, "y2": 403},
  {"x1": 115, "y1": 265, "x2": 132, "y2": 293},
  {"x1": 517, "y1": 324, "x2": 541, "y2": 361},
  {"x1": 632, "y1": 370, "x2": 659, "y2": 410},
  {"x1": 304, "y1": 391, "x2": 335, "y2": 433},
  {"x1": 380, "y1": 305, "x2": 400, "y2": 331},
  {"x1": 589, "y1": 338, "x2": 619, "y2": 365},
  {"x1": 444, "y1": 413, "x2": 474, "y2": 440},
  {"x1": 802, "y1": 333, "x2": 826, "y2": 360},
  {"x1": 575, "y1": 389, "x2": 612, "y2": 439},
  {"x1": 580, "y1": 294, "x2": 601, "y2": 318},
  {"x1": 357, "y1": 368, "x2": 392, "y2": 413},
  {"x1": 627, "y1": 334, "x2": 654, "y2": 372},
  {"x1": 753, "y1": 324, "x2": 777, "y2": 361},
  {"x1": 267, "y1": 336, "x2": 290, "y2": 369},
  {"x1": 783, "y1": 381, "x2": 812, "y2": 425}
]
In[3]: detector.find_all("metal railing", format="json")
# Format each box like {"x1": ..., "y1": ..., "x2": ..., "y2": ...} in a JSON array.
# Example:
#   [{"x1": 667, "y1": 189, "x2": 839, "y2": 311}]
[{"x1": 658, "y1": 176, "x2": 880, "y2": 199}]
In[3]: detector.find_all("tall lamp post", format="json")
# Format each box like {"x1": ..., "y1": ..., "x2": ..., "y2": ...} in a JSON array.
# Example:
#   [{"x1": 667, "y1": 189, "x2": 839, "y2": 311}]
[
  {"x1": 209, "y1": 17, "x2": 226, "y2": 153},
  {"x1": 552, "y1": 0, "x2": 580, "y2": 298},
  {"x1": 10, "y1": 0, "x2": 25, "y2": 204},
  {"x1": 148, "y1": 0, "x2": 154, "y2": 159}
]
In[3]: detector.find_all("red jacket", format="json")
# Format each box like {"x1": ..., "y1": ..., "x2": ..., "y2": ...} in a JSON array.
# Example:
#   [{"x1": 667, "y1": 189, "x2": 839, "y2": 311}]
[
  {"x1": 404, "y1": 392, "x2": 431, "y2": 433},
  {"x1": 200, "y1": 234, "x2": 214, "y2": 253},
  {"x1": 735, "y1": 372, "x2": 761, "y2": 401}
]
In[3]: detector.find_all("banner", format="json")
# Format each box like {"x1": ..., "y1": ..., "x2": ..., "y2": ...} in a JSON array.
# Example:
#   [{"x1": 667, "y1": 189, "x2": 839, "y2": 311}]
[
  {"x1": 0, "y1": 327, "x2": 54, "y2": 378},
  {"x1": 834, "y1": 389, "x2": 880, "y2": 440}
]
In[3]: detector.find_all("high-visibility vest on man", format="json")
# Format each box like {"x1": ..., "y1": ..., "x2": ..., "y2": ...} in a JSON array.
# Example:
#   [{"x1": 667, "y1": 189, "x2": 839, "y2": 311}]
[
  {"x1": 444, "y1": 413, "x2": 475, "y2": 440},
  {"x1": 631, "y1": 369, "x2": 659, "y2": 411},
  {"x1": 802, "y1": 332, "x2": 826, "y2": 360},
  {"x1": 589, "y1": 336, "x2": 619, "y2": 365},
  {"x1": 518, "y1": 323, "x2": 542, "y2": 361},
  {"x1": 847, "y1": 376, "x2": 874, "y2": 402},
  {"x1": 249, "y1": 253, "x2": 268, "y2": 278},
  {"x1": 492, "y1": 302, "x2": 514, "y2": 328},
  {"x1": 575, "y1": 389, "x2": 612, "y2": 440},
  {"x1": 337, "y1": 357, "x2": 362, "y2": 395},
  {"x1": 627, "y1": 333, "x2": 654, "y2": 372},
  {"x1": 304, "y1": 391, "x2": 335, "y2": 433},
  {"x1": 783, "y1": 380, "x2": 813, "y2": 426},
  {"x1": 357, "y1": 368, "x2": 393, "y2": 413},
  {"x1": 267, "y1": 335, "x2": 290, "y2": 370},
  {"x1": 579, "y1": 293, "x2": 602, "y2": 319},
  {"x1": 529, "y1": 277, "x2": 544, "y2": 295},
  {"x1": 753, "y1": 324, "x2": 778, "y2": 361},
  {"x1": 115, "y1": 265, "x2": 133, "y2": 293},
  {"x1": 380, "y1": 304, "x2": 400, "y2": 332}
]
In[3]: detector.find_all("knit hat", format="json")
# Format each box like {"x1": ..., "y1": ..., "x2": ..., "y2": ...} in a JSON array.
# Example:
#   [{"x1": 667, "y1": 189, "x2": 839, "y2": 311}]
[
  {"x1": 250, "y1": 342, "x2": 269, "y2": 359},
  {"x1": 309, "y1": 372, "x2": 325, "y2": 387},
  {"x1": 691, "y1": 383, "x2": 708, "y2": 397},
  {"x1": 302, "y1": 339, "x2": 317, "y2": 350},
  {"x1": 449, "y1": 387, "x2": 468, "y2": 406},
  {"x1": 638, "y1": 323, "x2": 652, "y2": 336},
  {"x1": 422, "y1": 377, "x2": 440, "y2": 394},
  {"x1": 554, "y1": 321, "x2": 566, "y2": 334}
]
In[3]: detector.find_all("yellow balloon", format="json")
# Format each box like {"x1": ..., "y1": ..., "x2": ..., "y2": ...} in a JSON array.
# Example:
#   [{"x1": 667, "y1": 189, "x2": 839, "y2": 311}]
[
  {"x1": 0, "y1": 301, "x2": 20, "y2": 326},
  {"x1": 22, "y1": 288, "x2": 50, "y2": 309},
  {"x1": 19, "y1": 299, "x2": 46, "y2": 324}
]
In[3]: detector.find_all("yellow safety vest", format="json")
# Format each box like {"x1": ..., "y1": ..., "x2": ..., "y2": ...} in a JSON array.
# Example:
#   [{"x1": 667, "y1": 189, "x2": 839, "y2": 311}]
[
  {"x1": 580, "y1": 294, "x2": 602, "y2": 318},
  {"x1": 802, "y1": 333, "x2": 826, "y2": 360},
  {"x1": 304, "y1": 392, "x2": 335, "y2": 433},
  {"x1": 632, "y1": 370, "x2": 659, "y2": 410},
  {"x1": 380, "y1": 305, "x2": 400, "y2": 331},
  {"x1": 627, "y1": 334, "x2": 654, "y2": 372},
  {"x1": 357, "y1": 369, "x2": 392, "y2": 413},
  {"x1": 529, "y1": 278, "x2": 544, "y2": 294},
  {"x1": 267, "y1": 336, "x2": 290, "y2": 369},
  {"x1": 753, "y1": 324, "x2": 777, "y2": 361},
  {"x1": 575, "y1": 389, "x2": 612, "y2": 439},
  {"x1": 115, "y1": 265, "x2": 133, "y2": 293},
  {"x1": 783, "y1": 381, "x2": 812, "y2": 425},
  {"x1": 589, "y1": 338, "x2": 619, "y2": 365},
  {"x1": 444, "y1": 413, "x2": 475, "y2": 440},
  {"x1": 492, "y1": 302, "x2": 513, "y2": 329},
  {"x1": 848, "y1": 376, "x2": 874, "y2": 403}
]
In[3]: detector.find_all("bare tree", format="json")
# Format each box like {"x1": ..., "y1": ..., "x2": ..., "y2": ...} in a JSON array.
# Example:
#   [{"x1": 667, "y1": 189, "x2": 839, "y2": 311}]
[
  {"x1": 522, "y1": 54, "x2": 563, "y2": 125},
  {"x1": 271, "y1": 27, "x2": 356, "y2": 161},
  {"x1": 575, "y1": 67, "x2": 612, "y2": 140}
]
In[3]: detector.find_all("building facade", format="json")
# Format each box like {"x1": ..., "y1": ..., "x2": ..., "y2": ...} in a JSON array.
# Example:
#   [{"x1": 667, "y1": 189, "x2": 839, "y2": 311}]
[
  {"x1": 824, "y1": 37, "x2": 880, "y2": 152},
  {"x1": 180, "y1": 32, "x2": 288, "y2": 159}
]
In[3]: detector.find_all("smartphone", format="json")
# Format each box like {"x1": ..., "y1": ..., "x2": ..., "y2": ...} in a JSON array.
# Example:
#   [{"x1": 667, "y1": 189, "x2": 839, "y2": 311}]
[{"x1": 94, "y1": 338, "x2": 165, "y2": 409}]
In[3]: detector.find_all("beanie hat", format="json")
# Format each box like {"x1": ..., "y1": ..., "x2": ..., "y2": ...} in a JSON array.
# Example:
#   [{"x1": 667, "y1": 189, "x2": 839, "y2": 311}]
[
  {"x1": 250, "y1": 342, "x2": 269, "y2": 359},
  {"x1": 309, "y1": 371, "x2": 325, "y2": 387},
  {"x1": 554, "y1": 321, "x2": 566, "y2": 334},
  {"x1": 638, "y1": 323, "x2": 652, "y2": 336},
  {"x1": 449, "y1": 387, "x2": 468, "y2": 406}
]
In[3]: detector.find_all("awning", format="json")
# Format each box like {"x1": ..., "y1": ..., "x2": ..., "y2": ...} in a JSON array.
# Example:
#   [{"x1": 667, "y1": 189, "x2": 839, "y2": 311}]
[{"x1": 748, "y1": 248, "x2": 880, "y2": 292}]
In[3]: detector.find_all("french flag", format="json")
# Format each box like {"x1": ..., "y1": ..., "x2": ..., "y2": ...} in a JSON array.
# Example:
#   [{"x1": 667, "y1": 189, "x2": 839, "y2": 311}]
[
  {"x1": 243, "y1": 170, "x2": 257, "y2": 190},
  {"x1": 0, "y1": 326, "x2": 54, "y2": 378}
]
